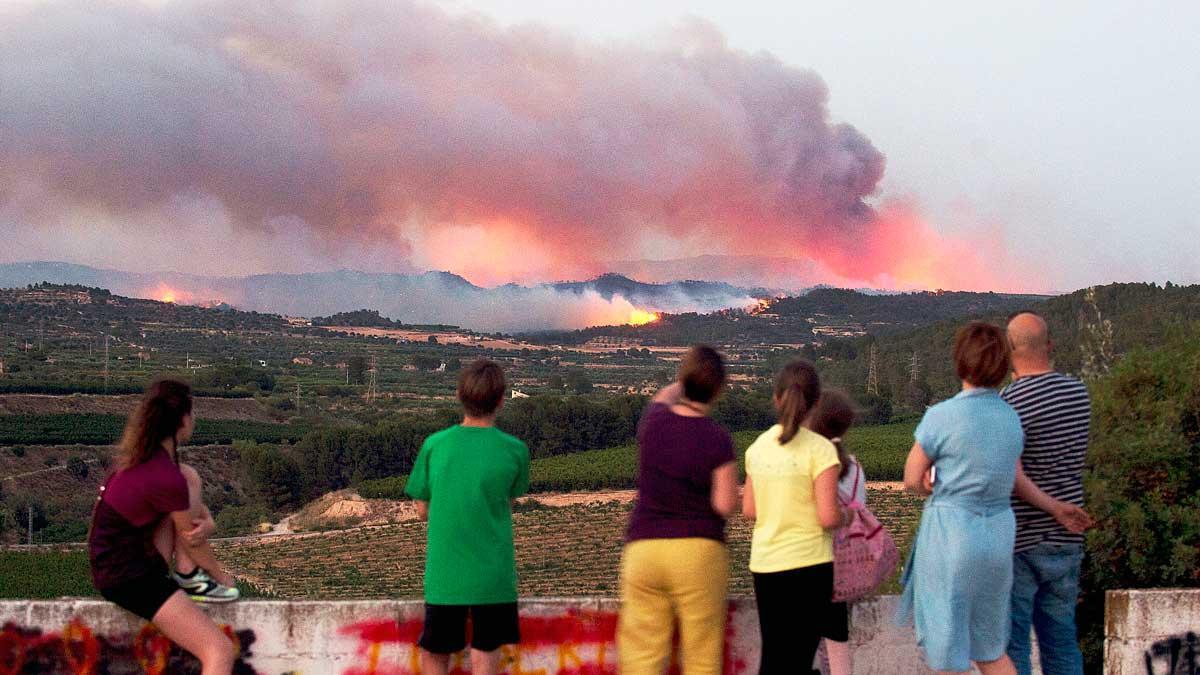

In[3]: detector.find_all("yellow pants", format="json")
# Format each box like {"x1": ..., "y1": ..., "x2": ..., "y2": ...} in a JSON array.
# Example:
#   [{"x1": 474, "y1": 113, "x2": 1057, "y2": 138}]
[{"x1": 617, "y1": 538, "x2": 729, "y2": 675}]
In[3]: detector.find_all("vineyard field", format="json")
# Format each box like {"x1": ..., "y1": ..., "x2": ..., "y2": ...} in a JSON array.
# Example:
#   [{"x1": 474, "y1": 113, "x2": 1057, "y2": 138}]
[
  {"x1": 0, "y1": 414, "x2": 308, "y2": 446},
  {"x1": 217, "y1": 489, "x2": 924, "y2": 599},
  {"x1": 350, "y1": 421, "x2": 917, "y2": 497}
]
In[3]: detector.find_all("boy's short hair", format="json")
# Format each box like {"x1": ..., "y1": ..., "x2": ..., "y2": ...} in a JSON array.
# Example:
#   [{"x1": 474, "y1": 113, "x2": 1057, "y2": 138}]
[
  {"x1": 678, "y1": 345, "x2": 725, "y2": 404},
  {"x1": 953, "y1": 321, "x2": 1011, "y2": 388},
  {"x1": 458, "y1": 359, "x2": 506, "y2": 416}
]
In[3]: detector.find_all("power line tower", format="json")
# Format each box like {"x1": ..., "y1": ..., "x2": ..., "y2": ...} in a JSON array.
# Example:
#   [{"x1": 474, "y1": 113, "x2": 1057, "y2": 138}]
[
  {"x1": 103, "y1": 334, "x2": 110, "y2": 392},
  {"x1": 866, "y1": 344, "x2": 879, "y2": 396},
  {"x1": 366, "y1": 355, "x2": 379, "y2": 402},
  {"x1": 910, "y1": 351, "x2": 920, "y2": 385},
  {"x1": 294, "y1": 382, "x2": 302, "y2": 411}
]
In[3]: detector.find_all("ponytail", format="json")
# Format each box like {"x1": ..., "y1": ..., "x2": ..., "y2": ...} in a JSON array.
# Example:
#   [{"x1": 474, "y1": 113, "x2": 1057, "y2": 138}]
[{"x1": 774, "y1": 360, "x2": 821, "y2": 444}]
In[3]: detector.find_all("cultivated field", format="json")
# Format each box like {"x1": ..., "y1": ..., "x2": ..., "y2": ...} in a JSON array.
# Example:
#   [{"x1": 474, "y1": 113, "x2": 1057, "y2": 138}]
[{"x1": 218, "y1": 489, "x2": 923, "y2": 599}]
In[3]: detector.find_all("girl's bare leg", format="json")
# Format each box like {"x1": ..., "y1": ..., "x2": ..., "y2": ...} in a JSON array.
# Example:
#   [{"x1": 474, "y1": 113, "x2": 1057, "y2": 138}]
[
  {"x1": 151, "y1": 591, "x2": 235, "y2": 675},
  {"x1": 825, "y1": 639, "x2": 852, "y2": 675},
  {"x1": 975, "y1": 655, "x2": 1017, "y2": 675},
  {"x1": 175, "y1": 464, "x2": 234, "y2": 586}
]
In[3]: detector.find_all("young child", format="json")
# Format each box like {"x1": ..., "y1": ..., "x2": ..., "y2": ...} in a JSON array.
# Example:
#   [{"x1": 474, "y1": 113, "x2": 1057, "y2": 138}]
[
  {"x1": 406, "y1": 359, "x2": 531, "y2": 675},
  {"x1": 743, "y1": 360, "x2": 848, "y2": 675},
  {"x1": 807, "y1": 389, "x2": 862, "y2": 675}
]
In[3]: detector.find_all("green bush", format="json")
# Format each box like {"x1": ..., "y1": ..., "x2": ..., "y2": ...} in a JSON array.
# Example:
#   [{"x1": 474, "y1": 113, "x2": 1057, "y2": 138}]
[
  {"x1": 358, "y1": 476, "x2": 408, "y2": 500},
  {"x1": 1078, "y1": 330, "x2": 1200, "y2": 671},
  {"x1": 215, "y1": 504, "x2": 271, "y2": 537}
]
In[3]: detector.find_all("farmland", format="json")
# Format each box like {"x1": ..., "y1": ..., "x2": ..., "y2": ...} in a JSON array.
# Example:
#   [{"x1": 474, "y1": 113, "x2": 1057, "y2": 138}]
[
  {"x1": 358, "y1": 421, "x2": 918, "y2": 498},
  {"x1": 218, "y1": 489, "x2": 924, "y2": 600}
]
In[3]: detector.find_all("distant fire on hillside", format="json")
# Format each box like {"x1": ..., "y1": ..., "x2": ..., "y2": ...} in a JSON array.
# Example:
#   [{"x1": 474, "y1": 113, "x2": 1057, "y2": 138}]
[{"x1": 628, "y1": 309, "x2": 661, "y2": 326}]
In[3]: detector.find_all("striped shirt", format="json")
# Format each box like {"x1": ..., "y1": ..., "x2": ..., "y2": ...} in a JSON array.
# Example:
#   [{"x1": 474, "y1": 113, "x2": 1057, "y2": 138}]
[{"x1": 1001, "y1": 372, "x2": 1091, "y2": 553}]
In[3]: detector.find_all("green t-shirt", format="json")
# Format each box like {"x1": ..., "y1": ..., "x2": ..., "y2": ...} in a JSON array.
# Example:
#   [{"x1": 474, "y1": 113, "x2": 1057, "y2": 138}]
[{"x1": 405, "y1": 424, "x2": 531, "y2": 604}]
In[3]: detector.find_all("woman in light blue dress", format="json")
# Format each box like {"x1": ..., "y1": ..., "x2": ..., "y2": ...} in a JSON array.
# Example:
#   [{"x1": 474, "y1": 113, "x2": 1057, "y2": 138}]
[{"x1": 897, "y1": 322, "x2": 1024, "y2": 675}]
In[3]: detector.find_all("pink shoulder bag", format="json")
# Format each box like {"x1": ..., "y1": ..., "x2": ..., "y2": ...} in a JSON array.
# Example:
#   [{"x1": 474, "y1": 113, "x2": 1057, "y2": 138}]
[{"x1": 831, "y1": 464, "x2": 900, "y2": 602}]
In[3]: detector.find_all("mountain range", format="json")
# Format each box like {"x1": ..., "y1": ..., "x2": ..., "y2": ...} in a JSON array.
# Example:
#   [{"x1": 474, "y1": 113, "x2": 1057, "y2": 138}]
[{"x1": 0, "y1": 262, "x2": 767, "y2": 331}]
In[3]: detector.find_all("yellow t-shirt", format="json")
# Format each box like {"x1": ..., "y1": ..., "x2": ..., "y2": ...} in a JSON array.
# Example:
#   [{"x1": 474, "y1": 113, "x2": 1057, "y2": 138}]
[{"x1": 746, "y1": 425, "x2": 841, "y2": 573}]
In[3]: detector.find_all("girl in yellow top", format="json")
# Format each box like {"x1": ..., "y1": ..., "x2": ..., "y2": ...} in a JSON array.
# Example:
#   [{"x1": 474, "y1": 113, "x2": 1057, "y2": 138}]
[{"x1": 743, "y1": 360, "x2": 848, "y2": 675}]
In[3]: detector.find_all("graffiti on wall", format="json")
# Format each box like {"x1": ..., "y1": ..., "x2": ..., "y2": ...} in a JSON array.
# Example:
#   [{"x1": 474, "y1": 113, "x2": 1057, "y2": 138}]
[
  {"x1": 1145, "y1": 631, "x2": 1198, "y2": 675},
  {"x1": 0, "y1": 606, "x2": 751, "y2": 674},
  {"x1": 338, "y1": 608, "x2": 749, "y2": 675},
  {"x1": 0, "y1": 620, "x2": 257, "y2": 675}
]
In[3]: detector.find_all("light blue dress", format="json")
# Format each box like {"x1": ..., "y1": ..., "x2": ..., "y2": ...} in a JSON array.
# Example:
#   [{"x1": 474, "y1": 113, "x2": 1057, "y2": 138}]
[{"x1": 896, "y1": 388, "x2": 1025, "y2": 672}]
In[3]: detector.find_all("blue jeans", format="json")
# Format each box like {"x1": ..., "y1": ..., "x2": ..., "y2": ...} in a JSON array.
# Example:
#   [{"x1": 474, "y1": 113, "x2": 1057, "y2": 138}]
[{"x1": 1009, "y1": 542, "x2": 1085, "y2": 675}]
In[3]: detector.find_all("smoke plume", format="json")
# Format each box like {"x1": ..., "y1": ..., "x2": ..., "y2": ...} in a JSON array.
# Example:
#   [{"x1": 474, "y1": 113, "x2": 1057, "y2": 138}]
[{"x1": 0, "y1": 0, "x2": 1017, "y2": 291}]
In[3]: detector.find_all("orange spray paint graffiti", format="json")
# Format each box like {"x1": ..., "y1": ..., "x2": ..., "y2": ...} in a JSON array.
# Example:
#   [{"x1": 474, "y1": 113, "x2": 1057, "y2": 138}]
[
  {"x1": 0, "y1": 619, "x2": 255, "y2": 674},
  {"x1": 338, "y1": 607, "x2": 748, "y2": 675}
]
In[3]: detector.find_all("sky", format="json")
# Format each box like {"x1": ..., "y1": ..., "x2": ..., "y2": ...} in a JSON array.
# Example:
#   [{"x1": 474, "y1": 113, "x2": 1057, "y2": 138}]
[{"x1": 1, "y1": 0, "x2": 1197, "y2": 294}]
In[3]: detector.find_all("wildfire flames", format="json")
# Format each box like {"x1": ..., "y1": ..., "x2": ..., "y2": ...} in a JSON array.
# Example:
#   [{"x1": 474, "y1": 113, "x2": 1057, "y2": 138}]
[{"x1": 628, "y1": 309, "x2": 660, "y2": 326}]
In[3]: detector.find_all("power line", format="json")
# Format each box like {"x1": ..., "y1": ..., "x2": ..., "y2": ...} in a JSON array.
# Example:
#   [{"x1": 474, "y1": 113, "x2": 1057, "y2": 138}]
[{"x1": 866, "y1": 344, "x2": 879, "y2": 396}]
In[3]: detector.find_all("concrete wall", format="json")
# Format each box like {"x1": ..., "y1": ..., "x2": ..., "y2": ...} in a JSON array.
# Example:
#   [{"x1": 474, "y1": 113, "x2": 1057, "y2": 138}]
[
  {"x1": 1105, "y1": 589, "x2": 1200, "y2": 675},
  {"x1": 0, "y1": 596, "x2": 1034, "y2": 674}
]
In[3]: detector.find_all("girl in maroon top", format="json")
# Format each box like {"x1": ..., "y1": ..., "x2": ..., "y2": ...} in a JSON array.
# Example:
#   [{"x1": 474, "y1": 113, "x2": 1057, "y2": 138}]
[{"x1": 88, "y1": 379, "x2": 235, "y2": 675}]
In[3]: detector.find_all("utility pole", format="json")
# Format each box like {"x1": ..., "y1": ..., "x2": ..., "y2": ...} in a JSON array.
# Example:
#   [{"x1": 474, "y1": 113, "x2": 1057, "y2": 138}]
[
  {"x1": 27, "y1": 506, "x2": 33, "y2": 545},
  {"x1": 295, "y1": 382, "x2": 302, "y2": 411},
  {"x1": 910, "y1": 351, "x2": 920, "y2": 385},
  {"x1": 866, "y1": 344, "x2": 879, "y2": 396}
]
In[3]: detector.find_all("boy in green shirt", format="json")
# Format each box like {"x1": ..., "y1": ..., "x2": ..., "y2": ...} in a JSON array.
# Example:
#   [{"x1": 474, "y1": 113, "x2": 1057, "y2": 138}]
[{"x1": 406, "y1": 359, "x2": 531, "y2": 675}]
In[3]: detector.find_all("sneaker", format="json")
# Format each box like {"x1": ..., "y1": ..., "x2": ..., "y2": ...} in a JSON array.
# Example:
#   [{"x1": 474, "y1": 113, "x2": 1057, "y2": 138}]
[{"x1": 173, "y1": 568, "x2": 241, "y2": 603}]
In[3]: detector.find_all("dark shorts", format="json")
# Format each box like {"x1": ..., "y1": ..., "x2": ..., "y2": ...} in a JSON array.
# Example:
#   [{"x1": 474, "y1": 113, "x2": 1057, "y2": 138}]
[
  {"x1": 753, "y1": 563, "x2": 848, "y2": 675},
  {"x1": 418, "y1": 602, "x2": 520, "y2": 654},
  {"x1": 99, "y1": 571, "x2": 181, "y2": 621}
]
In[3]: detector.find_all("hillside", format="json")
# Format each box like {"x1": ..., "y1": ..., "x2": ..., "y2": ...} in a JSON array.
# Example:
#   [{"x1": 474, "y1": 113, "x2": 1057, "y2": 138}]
[
  {"x1": 814, "y1": 282, "x2": 1200, "y2": 405},
  {"x1": 524, "y1": 287, "x2": 1046, "y2": 346}
]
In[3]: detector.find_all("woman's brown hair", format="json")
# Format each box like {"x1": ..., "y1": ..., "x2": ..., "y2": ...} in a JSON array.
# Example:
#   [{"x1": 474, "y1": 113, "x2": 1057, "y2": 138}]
[
  {"x1": 678, "y1": 345, "x2": 726, "y2": 404},
  {"x1": 117, "y1": 378, "x2": 193, "y2": 469},
  {"x1": 774, "y1": 359, "x2": 822, "y2": 444},
  {"x1": 808, "y1": 389, "x2": 857, "y2": 479},
  {"x1": 953, "y1": 321, "x2": 1011, "y2": 388}
]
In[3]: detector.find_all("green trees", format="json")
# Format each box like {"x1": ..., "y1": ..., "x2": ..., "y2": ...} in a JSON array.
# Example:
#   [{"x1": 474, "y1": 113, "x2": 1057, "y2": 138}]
[
  {"x1": 347, "y1": 355, "x2": 368, "y2": 384},
  {"x1": 1078, "y1": 328, "x2": 1200, "y2": 670}
]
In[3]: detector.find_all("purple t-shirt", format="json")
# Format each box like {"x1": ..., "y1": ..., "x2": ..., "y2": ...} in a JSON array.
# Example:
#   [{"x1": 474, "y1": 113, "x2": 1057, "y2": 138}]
[
  {"x1": 88, "y1": 448, "x2": 190, "y2": 589},
  {"x1": 626, "y1": 403, "x2": 736, "y2": 543}
]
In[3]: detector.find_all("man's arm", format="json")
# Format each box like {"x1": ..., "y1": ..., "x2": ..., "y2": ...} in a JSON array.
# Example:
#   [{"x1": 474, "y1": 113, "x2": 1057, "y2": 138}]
[
  {"x1": 414, "y1": 500, "x2": 429, "y2": 521},
  {"x1": 1013, "y1": 462, "x2": 1093, "y2": 533}
]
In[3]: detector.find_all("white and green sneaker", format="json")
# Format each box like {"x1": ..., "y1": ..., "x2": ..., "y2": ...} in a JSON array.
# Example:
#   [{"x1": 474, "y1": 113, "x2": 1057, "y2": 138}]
[{"x1": 173, "y1": 568, "x2": 241, "y2": 604}]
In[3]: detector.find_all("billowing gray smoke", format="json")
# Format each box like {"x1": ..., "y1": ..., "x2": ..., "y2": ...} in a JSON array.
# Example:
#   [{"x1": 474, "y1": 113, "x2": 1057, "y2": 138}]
[{"x1": 0, "y1": 0, "x2": 890, "y2": 284}]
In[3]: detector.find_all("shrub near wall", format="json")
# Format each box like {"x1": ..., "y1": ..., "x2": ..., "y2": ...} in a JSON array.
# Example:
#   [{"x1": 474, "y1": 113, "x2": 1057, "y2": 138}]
[{"x1": 1079, "y1": 330, "x2": 1200, "y2": 671}]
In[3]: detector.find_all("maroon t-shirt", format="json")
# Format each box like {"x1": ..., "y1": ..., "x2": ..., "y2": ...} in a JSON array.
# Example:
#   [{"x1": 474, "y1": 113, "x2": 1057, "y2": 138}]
[
  {"x1": 626, "y1": 403, "x2": 736, "y2": 543},
  {"x1": 88, "y1": 448, "x2": 190, "y2": 589}
]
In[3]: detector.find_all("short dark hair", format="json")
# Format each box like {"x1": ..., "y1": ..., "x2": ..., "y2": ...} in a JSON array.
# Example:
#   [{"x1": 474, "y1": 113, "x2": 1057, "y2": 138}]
[
  {"x1": 678, "y1": 345, "x2": 725, "y2": 404},
  {"x1": 953, "y1": 321, "x2": 1010, "y2": 388},
  {"x1": 457, "y1": 359, "x2": 506, "y2": 416}
]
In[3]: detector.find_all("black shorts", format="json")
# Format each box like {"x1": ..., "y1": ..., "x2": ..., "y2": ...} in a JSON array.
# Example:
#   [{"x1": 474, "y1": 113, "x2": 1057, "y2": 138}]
[
  {"x1": 753, "y1": 562, "x2": 849, "y2": 642},
  {"x1": 99, "y1": 571, "x2": 182, "y2": 621},
  {"x1": 418, "y1": 602, "x2": 520, "y2": 654}
]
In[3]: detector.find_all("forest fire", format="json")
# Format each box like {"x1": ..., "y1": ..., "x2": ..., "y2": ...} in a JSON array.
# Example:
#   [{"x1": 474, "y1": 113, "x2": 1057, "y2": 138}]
[
  {"x1": 628, "y1": 309, "x2": 660, "y2": 326},
  {"x1": 147, "y1": 283, "x2": 191, "y2": 305}
]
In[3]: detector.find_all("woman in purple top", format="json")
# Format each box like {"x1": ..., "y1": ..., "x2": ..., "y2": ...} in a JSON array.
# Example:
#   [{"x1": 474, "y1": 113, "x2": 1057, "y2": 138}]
[
  {"x1": 87, "y1": 379, "x2": 235, "y2": 675},
  {"x1": 618, "y1": 345, "x2": 739, "y2": 675}
]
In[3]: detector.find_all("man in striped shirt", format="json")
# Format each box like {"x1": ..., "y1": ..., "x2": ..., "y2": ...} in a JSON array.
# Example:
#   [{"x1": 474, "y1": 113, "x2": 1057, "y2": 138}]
[{"x1": 1003, "y1": 312, "x2": 1094, "y2": 675}]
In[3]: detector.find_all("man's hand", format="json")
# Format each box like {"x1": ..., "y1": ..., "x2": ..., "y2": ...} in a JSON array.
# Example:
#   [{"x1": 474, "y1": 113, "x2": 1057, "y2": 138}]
[
  {"x1": 1050, "y1": 501, "x2": 1094, "y2": 534},
  {"x1": 184, "y1": 516, "x2": 216, "y2": 547}
]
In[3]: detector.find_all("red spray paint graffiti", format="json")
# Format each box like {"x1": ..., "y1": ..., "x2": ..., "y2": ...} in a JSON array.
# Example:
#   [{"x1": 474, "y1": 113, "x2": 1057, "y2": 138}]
[
  {"x1": 339, "y1": 607, "x2": 748, "y2": 675},
  {"x1": 0, "y1": 619, "x2": 255, "y2": 674}
]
